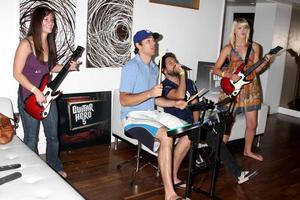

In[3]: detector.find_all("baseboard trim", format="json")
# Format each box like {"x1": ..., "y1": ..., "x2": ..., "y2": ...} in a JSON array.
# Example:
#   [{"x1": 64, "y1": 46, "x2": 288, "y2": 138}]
[{"x1": 278, "y1": 107, "x2": 300, "y2": 118}]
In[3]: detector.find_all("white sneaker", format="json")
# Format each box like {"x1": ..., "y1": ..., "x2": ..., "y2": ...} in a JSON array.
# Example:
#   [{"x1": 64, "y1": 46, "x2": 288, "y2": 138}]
[
  {"x1": 195, "y1": 154, "x2": 209, "y2": 168},
  {"x1": 238, "y1": 170, "x2": 258, "y2": 184},
  {"x1": 196, "y1": 154, "x2": 204, "y2": 164}
]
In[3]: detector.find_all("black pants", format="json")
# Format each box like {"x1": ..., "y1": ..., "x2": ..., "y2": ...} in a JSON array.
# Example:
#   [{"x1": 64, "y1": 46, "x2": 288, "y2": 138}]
[{"x1": 205, "y1": 131, "x2": 242, "y2": 180}]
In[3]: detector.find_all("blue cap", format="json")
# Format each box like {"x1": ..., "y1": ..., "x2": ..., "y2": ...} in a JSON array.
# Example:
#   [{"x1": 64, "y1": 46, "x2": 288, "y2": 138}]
[{"x1": 133, "y1": 29, "x2": 160, "y2": 44}]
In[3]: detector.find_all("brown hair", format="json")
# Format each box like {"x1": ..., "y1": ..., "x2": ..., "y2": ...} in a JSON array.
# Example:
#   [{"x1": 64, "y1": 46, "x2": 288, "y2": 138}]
[
  {"x1": 161, "y1": 52, "x2": 178, "y2": 69},
  {"x1": 27, "y1": 6, "x2": 57, "y2": 67}
]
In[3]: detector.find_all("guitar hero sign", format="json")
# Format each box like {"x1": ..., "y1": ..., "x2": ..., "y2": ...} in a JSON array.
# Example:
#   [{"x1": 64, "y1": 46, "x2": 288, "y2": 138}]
[
  {"x1": 72, "y1": 103, "x2": 94, "y2": 125},
  {"x1": 67, "y1": 100, "x2": 102, "y2": 131}
]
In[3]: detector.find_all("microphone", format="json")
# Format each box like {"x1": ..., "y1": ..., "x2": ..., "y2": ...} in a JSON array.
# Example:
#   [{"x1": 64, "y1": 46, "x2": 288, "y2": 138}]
[{"x1": 181, "y1": 65, "x2": 192, "y2": 71}]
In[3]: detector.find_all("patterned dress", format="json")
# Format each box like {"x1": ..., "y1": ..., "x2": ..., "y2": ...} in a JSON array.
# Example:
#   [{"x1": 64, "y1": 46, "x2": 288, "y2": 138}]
[{"x1": 220, "y1": 46, "x2": 262, "y2": 114}]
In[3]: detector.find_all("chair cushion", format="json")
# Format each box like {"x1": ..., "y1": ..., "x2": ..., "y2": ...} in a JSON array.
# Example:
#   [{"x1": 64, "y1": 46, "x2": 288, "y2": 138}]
[
  {"x1": 0, "y1": 136, "x2": 84, "y2": 200},
  {"x1": 125, "y1": 127, "x2": 156, "y2": 152}
]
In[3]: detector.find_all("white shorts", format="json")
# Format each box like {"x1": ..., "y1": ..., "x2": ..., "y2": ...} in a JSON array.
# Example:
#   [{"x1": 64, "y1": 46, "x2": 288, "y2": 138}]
[{"x1": 123, "y1": 110, "x2": 187, "y2": 152}]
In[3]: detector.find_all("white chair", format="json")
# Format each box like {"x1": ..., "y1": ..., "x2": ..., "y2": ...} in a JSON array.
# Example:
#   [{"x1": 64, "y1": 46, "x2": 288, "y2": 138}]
[
  {"x1": 0, "y1": 97, "x2": 84, "y2": 200},
  {"x1": 111, "y1": 89, "x2": 159, "y2": 185}
]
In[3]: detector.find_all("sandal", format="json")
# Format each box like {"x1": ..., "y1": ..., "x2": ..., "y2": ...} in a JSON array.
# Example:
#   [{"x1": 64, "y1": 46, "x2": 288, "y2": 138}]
[
  {"x1": 169, "y1": 196, "x2": 190, "y2": 200},
  {"x1": 176, "y1": 197, "x2": 190, "y2": 200},
  {"x1": 174, "y1": 181, "x2": 186, "y2": 190}
]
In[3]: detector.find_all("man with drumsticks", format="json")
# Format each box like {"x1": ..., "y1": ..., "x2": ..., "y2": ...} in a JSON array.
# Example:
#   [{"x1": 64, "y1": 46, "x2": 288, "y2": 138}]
[
  {"x1": 120, "y1": 30, "x2": 191, "y2": 200},
  {"x1": 161, "y1": 52, "x2": 258, "y2": 185}
]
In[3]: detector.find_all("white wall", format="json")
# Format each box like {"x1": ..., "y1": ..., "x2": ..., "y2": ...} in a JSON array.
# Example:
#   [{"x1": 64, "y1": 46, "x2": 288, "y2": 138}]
[
  {"x1": 132, "y1": 0, "x2": 225, "y2": 81},
  {"x1": 0, "y1": 1, "x2": 20, "y2": 109},
  {"x1": 254, "y1": 3, "x2": 292, "y2": 113},
  {"x1": 0, "y1": 0, "x2": 225, "y2": 153},
  {"x1": 253, "y1": 3, "x2": 277, "y2": 109}
]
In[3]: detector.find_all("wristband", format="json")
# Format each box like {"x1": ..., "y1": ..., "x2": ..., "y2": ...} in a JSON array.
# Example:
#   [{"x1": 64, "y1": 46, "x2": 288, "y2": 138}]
[
  {"x1": 30, "y1": 86, "x2": 36, "y2": 93},
  {"x1": 221, "y1": 71, "x2": 225, "y2": 78}
]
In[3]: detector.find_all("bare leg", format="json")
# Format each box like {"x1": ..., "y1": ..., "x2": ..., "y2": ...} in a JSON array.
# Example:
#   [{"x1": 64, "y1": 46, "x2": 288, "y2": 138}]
[
  {"x1": 223, "y1": 134, "x2": 230, "y2": 144},
  {"x1": 173, "y1": 135, "x2": 190, "y2": 184},
  {"x1": 156, "y1": 127, "x2": 178, "y2": 200},
  {"x1": 244, "y1": 110, "x2": 263, "y2": 161}
]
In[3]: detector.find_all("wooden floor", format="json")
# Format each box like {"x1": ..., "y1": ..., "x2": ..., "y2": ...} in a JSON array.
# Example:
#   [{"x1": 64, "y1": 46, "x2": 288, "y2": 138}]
[{"x1": 60, "y1": 114, "x2": 300, "y2": 200}]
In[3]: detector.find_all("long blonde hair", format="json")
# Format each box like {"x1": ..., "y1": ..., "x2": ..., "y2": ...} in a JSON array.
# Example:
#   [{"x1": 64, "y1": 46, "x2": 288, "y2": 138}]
[{"x1": 229, "y1": 18, "x2": 250, "y2": 47}]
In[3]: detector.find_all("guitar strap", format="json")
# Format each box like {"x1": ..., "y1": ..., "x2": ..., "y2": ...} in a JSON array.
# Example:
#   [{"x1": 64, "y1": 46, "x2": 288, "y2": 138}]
[{"x1": 244, "y1": 42, "x2": 252, "y2": 66}]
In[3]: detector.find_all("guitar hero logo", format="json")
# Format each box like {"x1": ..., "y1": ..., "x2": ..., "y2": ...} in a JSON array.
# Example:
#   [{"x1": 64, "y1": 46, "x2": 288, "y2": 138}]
[{"x1": 72, "y1": 104, "x2": 94, "y2": 125}]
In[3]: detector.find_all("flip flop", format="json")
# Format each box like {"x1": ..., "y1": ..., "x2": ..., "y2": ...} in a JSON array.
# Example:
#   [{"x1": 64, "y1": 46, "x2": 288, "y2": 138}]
[
  {"x1": 174, "y1": 181, "x2": 186, "y2": 190},
  {"x1": 170, "y1": 196, "x2": 190, "y2": 200},
  {"x1": 175, "y1": 197, "x2": 191, "y2": 200}
]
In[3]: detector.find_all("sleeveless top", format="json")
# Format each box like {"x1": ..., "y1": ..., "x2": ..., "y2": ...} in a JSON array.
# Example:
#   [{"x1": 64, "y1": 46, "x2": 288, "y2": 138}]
[
  {"x1": 219, "y1": 45, "x2": 261, "y2": 114},
  {"x1": 19, "y1": 39, "x2": 50, "y2": 100}
]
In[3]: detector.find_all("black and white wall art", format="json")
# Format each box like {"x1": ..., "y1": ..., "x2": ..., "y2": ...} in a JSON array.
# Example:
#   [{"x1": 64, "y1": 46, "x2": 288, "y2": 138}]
[{"x1": 86, "y1": 0, "x2": 134, "y2": 68}]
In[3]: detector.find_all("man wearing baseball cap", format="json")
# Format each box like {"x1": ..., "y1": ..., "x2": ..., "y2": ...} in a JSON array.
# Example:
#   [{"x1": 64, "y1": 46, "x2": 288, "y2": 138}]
[
  {"x1": 132, "y1": 29, "x2": 160, "y2": 53},
  {"x1": 119, "y1": 29, "x2": 190, "y2": 200}
]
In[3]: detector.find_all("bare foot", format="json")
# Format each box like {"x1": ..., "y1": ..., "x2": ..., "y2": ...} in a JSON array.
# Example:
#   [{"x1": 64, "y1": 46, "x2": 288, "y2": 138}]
[
  {"x1": 244, "y1": 152, "x2": 263, "y2": 161},
  {"x1": 173, "y1": 178, "x2": 182, "y2": 185},
  {"x1": 167, "y1": 195, "x2": 190, "y2": 200},
  {"x1": 58, "y1": 171, "x2": 67, "y2": 178},
  {"x1": 166, "y1": 194, "x2": 177, "y2": 200}
]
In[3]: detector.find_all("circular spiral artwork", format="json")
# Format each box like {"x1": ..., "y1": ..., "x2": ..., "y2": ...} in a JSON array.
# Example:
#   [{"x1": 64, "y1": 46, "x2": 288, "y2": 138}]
[
  {"x1": 87, "y1": 0, "x2": 134, "y2": 68},
  {"x1": 20, "y1": 0, "x2": 76, "y2": 64}
]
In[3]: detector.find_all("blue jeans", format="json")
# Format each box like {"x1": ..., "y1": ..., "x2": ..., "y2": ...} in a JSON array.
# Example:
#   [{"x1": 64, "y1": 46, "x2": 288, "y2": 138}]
[{"x1": 18, "y1": 97, "x2": 63, "y2": 171}]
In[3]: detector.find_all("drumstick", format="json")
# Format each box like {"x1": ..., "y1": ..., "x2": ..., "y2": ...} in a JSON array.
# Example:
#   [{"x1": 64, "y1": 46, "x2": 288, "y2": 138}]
[
  {"x1": 158, "y1": 48, "x2": 167, "y2": 84},
  {"x1": 186, "y1": 88, "x2": 206, "y2": 104},
  {"x1": 158, "y1": 57, "x2": 162, "y2": 84}
]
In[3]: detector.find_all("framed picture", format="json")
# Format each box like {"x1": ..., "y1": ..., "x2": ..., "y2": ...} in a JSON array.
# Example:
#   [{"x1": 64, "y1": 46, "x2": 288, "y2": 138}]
[{"x1": 149, "y1": 0, "x2": 200, "y2": 10}]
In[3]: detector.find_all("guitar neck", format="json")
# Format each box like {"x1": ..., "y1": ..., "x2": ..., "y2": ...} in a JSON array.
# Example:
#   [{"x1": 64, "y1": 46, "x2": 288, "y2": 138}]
[
  {"x1": 243, "y1": 46, "x2": 283, "y2": 77},
  {"x1": 47, "y1": 64, "x2": 70, "y2": 91},
  {"x1": 243, "y1": 57, "x2": 265, "y2": 77},
  {"x1": 47, "y1": 46, "x2": 84, "y2": 92}
]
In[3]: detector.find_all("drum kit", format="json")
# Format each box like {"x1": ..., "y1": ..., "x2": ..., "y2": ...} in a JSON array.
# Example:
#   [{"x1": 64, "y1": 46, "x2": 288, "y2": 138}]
[
  {"x1": 167, "y1": 96, "x2": 233, "y2": 138},
  {"x1": 167, "y1": 94, "x2": 235, "y2": 199}
]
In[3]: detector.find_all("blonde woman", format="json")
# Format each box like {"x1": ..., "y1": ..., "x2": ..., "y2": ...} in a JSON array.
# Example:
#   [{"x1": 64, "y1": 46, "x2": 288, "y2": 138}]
[{"x1": 213, "y1": 18, "x2": 272, "y2": 161}]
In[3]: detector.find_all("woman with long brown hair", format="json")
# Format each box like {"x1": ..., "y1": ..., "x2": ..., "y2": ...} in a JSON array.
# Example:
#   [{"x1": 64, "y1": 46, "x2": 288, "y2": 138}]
[{"x1": 13, "y1": 6, "x2": 79, "y2": 177}]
